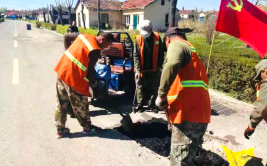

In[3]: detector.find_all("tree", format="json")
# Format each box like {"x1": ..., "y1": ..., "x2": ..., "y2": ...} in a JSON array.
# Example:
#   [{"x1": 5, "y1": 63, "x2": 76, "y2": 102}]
[
  {"x1": 42, "y1": 7, "x2": 47, "y2": 23},
  {"x1": 253, "y1": 0, "x2": 267, "y2": 5},
  {"x1": 55, "y1": 0, "x2": 64, "y2": 25},
  {"x1": 49, "y1": 4, "x2": 56, "y2": 24},
  {"x1": 0, "y1": 7, "x2": 7, "y2": 18},
  {"x1": 65, "y1": 0, "x2": 74, "y2": 25},
  {"x1": 81, "y1": 0, "x2": 86, "y2": 29},
  {"x1": 47, "y1": 4, "x2": 50, "y2": 23},
  {"x1": 169, "y1": 0, "x2": 178, "y2": 28}
]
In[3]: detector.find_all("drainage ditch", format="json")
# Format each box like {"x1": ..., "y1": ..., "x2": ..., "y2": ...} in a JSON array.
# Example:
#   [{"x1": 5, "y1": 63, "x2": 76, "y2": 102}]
[{"x1": 116, "y1": 118, "x2": 229, "y2": 166}]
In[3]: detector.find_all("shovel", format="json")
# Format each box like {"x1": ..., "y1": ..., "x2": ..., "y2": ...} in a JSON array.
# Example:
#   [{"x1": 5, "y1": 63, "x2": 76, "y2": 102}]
[
  {"x1": 117, "y1": 109, "x2": 135, "y2": 134},
  {"x1": 109, "y1": 98, "x2": 135, "y2": 134}
]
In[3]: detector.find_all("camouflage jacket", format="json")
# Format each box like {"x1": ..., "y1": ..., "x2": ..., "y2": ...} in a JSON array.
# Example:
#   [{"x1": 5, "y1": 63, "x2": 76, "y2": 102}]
[{"x1": 250, "y1": 79, "x2": 267, "y2": 128}]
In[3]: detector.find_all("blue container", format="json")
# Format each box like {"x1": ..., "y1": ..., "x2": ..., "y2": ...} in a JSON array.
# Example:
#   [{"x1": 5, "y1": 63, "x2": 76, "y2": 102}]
[
  {"x1": 95, "y1": 64, "x2": 111, "y2": 94},
  {"x1": 27, "y1": 24, "x2": 31, "y2": 30},
  {"x1": 112, "y1": 59, "x2": 132, "y2": 68},
  {"x1": 109, "y1": 73, "x2": 124, "y2": 91}
]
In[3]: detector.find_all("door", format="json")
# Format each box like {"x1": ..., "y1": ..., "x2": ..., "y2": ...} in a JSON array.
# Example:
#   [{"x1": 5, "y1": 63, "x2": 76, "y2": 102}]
[{"x1": 133, "y1": 15, "x2": 138, "y2": 30}]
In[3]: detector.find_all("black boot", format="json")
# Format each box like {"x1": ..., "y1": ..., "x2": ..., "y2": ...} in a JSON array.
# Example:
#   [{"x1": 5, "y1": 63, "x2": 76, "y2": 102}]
[
  {"x1": 134, "y1": 104, "x2": 144, "y2": 113},
  {"x1": 149, "y1": 105, "x2": 159, "y2": 113}
]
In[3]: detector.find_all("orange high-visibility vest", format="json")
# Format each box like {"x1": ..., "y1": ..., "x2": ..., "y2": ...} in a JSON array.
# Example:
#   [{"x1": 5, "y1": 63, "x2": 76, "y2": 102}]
[
  {"x1": 55, "y1": 34, "x2": 100, "y2": 96},
  {"x1": 136, "y1": 31, "x2": 160, "y2": 75},
  {"x1": 167, "y1": 40, "x2": 211, "y2": 124}
]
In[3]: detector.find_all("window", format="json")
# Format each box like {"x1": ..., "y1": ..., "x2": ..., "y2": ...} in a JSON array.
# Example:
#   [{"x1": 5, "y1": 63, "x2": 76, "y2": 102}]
[
  {"x1": 125, "y1": 15, "x2": 130, "y2": 25},
  {"x1": 165, "y1": 13, "x2": 169, "y2": 27},
  {"x1": 101, "y1": 13, "x2": 109, "y2": 23},
  {"x1": 161, "y1": 0, "x2": 165, "y2": 6}
]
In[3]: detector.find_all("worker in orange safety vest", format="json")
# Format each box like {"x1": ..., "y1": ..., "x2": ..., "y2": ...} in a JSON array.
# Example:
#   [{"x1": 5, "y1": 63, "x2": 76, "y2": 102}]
[
  {"x1": 134, "y1": 20, "x2": 164, "y2": 113},
  {"x1": 54, "y1": 33, "x2": 114, "y2": 139},
  {"x1": 155, "y1": 27, "x2": 211, "y2": 166}
]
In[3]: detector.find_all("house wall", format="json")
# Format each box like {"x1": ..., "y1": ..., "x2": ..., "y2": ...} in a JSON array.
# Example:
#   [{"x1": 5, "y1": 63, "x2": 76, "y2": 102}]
[
  {"x1": 89, "y1": 10, "x2": 122, "y2": 28},
  {"x1": 144, "y1": 0, "x2": 178, "y2": 31},
  {"x1": 76, "y1": 2, "x2": 90, "y2": 28},
  {"x1": 38, "y1": 14, "x2": 45, "y2": 22},
  {"x1": 180, "y1": 14, "x2": 189, "y2": 19},
  {"x1": 122, "y1": 9, "x2": 144, "y2": 30}
]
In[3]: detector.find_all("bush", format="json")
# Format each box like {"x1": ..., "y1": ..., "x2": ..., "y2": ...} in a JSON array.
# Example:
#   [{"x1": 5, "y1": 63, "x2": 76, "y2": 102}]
[
  {"x1": 187, "y1": 33, "x2": 262, "y2": 102},
  {"x1": 56, "y1": 25, "x2": 70, "y2": 34},
  {"x1": 0, "y1": 18, "x2": 4, "y2": 22},
  {"x1": 46, "y1": 23, "x2": 57, "y2": 30},
  {"x1": 78, "y1": 27, "x2": 98, "y2": 36},
  {"x1": 40, "y1": 22, "x2": 47, "y2": 28}
]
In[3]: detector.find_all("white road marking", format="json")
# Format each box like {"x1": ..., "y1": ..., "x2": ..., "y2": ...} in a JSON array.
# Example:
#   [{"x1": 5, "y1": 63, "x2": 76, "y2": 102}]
[
  {"x1": 14, "y1": 40, "x2": 18, "y2": 47},
  {"x1": 15, "y1": 33, "x2": 17, "y2": 37},
  {"x1": 12, "y1": 59, "x2": 19, "y2": 85}
]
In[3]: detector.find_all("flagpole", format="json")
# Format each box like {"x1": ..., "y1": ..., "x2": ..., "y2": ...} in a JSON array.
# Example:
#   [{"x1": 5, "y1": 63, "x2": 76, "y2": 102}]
[{"x1": 206, "y1": 30, "x2": 216, "y2": 74}]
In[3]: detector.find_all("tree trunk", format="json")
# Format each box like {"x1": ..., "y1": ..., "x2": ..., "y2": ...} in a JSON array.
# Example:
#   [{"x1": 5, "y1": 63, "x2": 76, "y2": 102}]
[
  {"x1": 68, "y1": 7, "x2": 72, "y2": 26},
  {"x1": 43, "y1": 12, "x2": 47, "y2": 22},
  {"x1": 49, "y1": 11, "x2": 55, "y2": 24},
  {"x1": 81, "y1": 3, "x2": 86, "y2": 29},
  {"x1": 169, "y1": 0, "x2": 178, "y2": 28},
  {"x1": 59, "y1": 8, "x2": 63, "y2": 25},
  {"x1": 98, "y1": 0, "x2": 101, "y2": 31}
]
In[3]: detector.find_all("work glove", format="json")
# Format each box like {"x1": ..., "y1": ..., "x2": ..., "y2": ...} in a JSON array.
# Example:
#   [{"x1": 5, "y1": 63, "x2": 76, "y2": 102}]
[
  {"x1": 155, "y1": 96, "x2": 168, "y2": 110},
  {"x1": 244, "y1": 126, "x2": 255, "y2": 139},
  {"x1": 135, "y1": 73, "x2": 140, "y2": 83}
]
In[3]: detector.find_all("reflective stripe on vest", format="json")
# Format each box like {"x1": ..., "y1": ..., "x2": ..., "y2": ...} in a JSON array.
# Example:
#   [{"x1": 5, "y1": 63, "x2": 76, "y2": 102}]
[
  {"x1": 256, "y1": 80, "x2": 263, "y2": 101},
  {"x1": 78, "y1": 34, "x2": 94, "y2": 51},
  {"x1": 167, "y1": 80, "x2": 208, "y2": 100},
  {"x1": 181, "y1": 80, "x2": 208, "y2": 90},
  {"x1": 65, "y1": 50, "x2": 87, "y2": 71},
  {"x1": 191, "y1": 47, "x2": 197, "y2": 53},
  {"x1": 84, "y1": 77, "x2": 89, "y2": 82}
]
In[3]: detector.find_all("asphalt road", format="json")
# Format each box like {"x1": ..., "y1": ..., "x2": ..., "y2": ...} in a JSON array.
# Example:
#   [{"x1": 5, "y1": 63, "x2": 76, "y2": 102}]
[{"x1": 0, "y1": 20, "x2": 169, "y2": 166}]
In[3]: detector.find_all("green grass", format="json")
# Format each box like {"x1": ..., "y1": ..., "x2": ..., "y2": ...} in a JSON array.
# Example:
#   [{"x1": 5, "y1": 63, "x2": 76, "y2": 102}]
[{"x1": 186, "y1": 33, "x2": 262, "y2": 102}]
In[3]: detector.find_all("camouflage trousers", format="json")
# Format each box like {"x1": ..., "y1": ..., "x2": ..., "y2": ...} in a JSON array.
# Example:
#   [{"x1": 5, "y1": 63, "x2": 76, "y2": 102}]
[
  {"x1": 55, "y1": 78, "x2": 91, "y2": 130},
  {"x1": 136, "y1": 71, "x2": 161, "y2": 106},
  {"x1": 170, "y1": 121, "x2": 208, "y2": 166}
]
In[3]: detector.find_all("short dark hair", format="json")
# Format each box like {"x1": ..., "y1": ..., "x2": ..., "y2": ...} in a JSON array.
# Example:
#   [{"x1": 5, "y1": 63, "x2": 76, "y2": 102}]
[
  {"x1": 165, "y1": 28, "x2": 187, "y2": 40},
  {"x1": 101, "y1": 33, "x2": 114, "y2": 42},
  {"x1": 167, "y1": 32, "x2": 187, "y2": 40}
]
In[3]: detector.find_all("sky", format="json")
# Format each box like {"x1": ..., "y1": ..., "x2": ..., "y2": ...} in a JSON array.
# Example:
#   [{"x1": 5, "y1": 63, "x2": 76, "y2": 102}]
[{"x1": 0, "y1": 0, "x2": 262, "y2": 11}]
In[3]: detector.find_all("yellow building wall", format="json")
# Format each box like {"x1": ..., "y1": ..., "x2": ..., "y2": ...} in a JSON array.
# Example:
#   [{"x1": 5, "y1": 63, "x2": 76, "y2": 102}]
[{"x1": 89, "y1": 10, "x2": 122, "y2": 28}]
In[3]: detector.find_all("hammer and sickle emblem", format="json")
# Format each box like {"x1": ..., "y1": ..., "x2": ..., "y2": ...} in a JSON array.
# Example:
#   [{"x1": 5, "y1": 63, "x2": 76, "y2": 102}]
[{"x1": 227, "y1": 0, "x2": 243, "y2": 12}]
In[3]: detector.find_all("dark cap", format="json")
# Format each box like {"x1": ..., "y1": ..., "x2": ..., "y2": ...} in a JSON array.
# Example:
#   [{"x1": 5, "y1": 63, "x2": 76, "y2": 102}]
[
  {"x1": 164, "y1": 27, "x2": 185, "y2": 39},
  {"x1": 163, "y1": 27, "x2": 185, "y2": 52}
]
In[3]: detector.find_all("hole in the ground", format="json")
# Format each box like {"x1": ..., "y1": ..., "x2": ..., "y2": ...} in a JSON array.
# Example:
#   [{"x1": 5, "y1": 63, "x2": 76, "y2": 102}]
[
  {"x1": 116, "y1": 118, "x2": 229, "y2": 166},
  {"x1": 117, "y1": 118, "x2": 171, "y2": 157}
]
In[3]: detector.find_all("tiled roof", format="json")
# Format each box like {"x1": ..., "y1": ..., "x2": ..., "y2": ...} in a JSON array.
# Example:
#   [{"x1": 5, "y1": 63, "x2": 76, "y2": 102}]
[
  {"x1": 120, "y1": 0, "x2": 155, "y2": 10},
  {"x1": 179, "y1": 10, "x2": 191, "y2": 15},
  {"x1": 85, "y1": 0, "x2": 123, "y2": 11},
  {"x1": 205, "y1": 10, "x2": 219, "y2": 15}
]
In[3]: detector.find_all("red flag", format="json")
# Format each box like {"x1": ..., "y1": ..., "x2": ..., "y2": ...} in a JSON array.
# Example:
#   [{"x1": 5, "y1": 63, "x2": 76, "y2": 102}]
[{"x1": 215, "y1": 0, "x2": 267, "y2": 58}]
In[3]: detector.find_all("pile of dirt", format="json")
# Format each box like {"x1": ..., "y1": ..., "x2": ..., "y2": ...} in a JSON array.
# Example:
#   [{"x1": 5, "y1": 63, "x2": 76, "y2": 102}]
[
  {"x1": 117, "y1": 118, "x2": 229, "y2": 165},
  {"x1": 194, "y1": 148, "x2": 229, "y2": 166}
]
